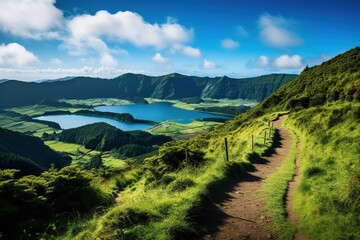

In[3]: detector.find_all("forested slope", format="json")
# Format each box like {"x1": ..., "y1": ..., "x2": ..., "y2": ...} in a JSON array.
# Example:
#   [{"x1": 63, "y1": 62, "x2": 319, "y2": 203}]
[{"x1": 0, "y1": 128, "x2": 70, "y2": 176}]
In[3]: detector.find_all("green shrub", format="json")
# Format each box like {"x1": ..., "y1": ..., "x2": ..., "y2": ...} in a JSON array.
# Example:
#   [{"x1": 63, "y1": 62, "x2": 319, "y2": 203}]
[
  {"x1": 304, "y1": 166, "x2": 324, "y2": 178},
  {"x1": 168, "y1": 177, "x2": 195, "y2": 192}
]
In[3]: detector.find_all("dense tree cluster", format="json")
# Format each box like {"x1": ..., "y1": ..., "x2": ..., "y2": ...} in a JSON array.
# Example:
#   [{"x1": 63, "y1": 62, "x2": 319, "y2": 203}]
[{"x1": 0, "y1": 166, "x2": 112, "y2": 239}]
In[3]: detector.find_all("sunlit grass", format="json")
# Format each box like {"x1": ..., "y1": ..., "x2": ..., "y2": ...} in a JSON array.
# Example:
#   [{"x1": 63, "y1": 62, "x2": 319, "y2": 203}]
[
  {"x1": 285, "y1": 103, "x2": 360, "y2": 240},
  {"x1": 61, "y1": 112, "x2": 279, "y2": 239},
  {"x1": 9, "y1": 105, "x2": 83, "y2": 117},
  {"x1": 0, "y1": 114, "x2": 55, "y2": 135},
  {"x1": 148, "y1": 120, "x2": 221, "y2": 139}
]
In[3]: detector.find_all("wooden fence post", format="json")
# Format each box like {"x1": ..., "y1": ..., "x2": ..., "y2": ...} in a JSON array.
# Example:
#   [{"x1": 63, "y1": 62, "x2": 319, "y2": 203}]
[
  {"x1": 264, "y1": 131, "x2": 267, "y2": 144},
  {"x1": 269, "y1": 126, "x2": 272, "y2": 136},
  {"x1": 251, "y1": 134, "x2": 254, "y2": 151},
  {"x1": 224, "y1": 138, "x2": 229, "y2": 162}
]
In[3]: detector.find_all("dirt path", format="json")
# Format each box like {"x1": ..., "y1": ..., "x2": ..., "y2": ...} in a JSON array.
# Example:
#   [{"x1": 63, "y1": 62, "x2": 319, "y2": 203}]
[
  {"x1": 285, "y1": 143, "x2": 309, "y2": 240},
  {"x1": 200, "y1": 115, "x2": 292, "y2": 240}
]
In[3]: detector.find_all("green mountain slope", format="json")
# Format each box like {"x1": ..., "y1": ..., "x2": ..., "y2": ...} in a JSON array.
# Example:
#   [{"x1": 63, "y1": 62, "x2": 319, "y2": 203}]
[
  {"x1": 260, "y1": 48, "x2": 360, "y2": 111},
  {"x1": 59, "y1": 122, "x2": 172, "y2": 152},
  {"x1": 204, "y1": 46, "x2": 360, "y2": 239},
  {"x1": 0, "y1": 128, "x2": 70, "y2": 176},
  {"x1": 261, "y1": 47, "x2": 360, "y2": 239},
  {"x1": 62, "y1": 47, "x2": 359, "y2": 240},
  {"x1": 0, "y1": 73, "x2": 297, "y2": 108}
]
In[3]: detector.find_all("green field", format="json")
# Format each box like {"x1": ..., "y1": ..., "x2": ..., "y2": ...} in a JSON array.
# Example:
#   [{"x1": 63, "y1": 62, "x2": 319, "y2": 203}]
[
  {"x1": 9, "y1": 104, "x2": 84, "y2": 117},
  {"x1": 0, "y1": 113, "x2": 56, "y2": 136},
  {"x1": 148, "y1": 120, "x2": 222, "y2": 139},
  {"x1": 60, "y1": 98, "x2": 133, "y2": 107},
  {"x1": 45, "y1": 140, "x2": 128, "y2": 168},
  {"x1": 146, "y1": 98, "x2": 257, "y2": 112}
]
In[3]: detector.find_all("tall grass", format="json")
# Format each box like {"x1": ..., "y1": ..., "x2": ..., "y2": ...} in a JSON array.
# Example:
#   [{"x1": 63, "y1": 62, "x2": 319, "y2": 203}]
[{"x1": 286, "y1": 102, "x2": 360, "y2": 240}]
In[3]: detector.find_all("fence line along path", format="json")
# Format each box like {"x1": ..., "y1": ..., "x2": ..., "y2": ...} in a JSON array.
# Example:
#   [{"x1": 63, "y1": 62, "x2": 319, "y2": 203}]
[{"x1": 200, "y1": 115, "x2": 292, "y2": 240}]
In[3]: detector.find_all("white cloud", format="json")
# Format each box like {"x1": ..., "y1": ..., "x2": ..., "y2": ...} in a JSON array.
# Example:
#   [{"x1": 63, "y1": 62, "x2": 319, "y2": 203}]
[
  {"x1": 202, "y1": 59, "x2": 216, "y2": 70},
  {"x1": 62, "y1": 10, "x2": 199, "y2": 66},
  {"x1": 65, "y1": 10, "x2": 193, "y2": 53},
  {"x1": 152, "y1": 52, "x2": 168, "y2": 63},
  {"x1": 171, "y1": 44, "x2": 202, "y2": 58},
  {"x1": 257, "y1": 55, "x2": 270, "y2": 68},
  {"x1": 221, "y1": 38, "x2": 239, "y2": 50},
  {"x1": 255, "y1": 54, "x2": 302, "y2": 69},
  {"x1": 0, "y1": 0, "x2": 63, "y2": 39},
  {"x1": 0, "y1": 43, "x2": 38, "y2": 68},
  {"x1": 180, "y1": 45, "x2": 202, "y2": 58},
  {"x1": 236, "y1": 25, "x2": 248, "y2": 37},
  {"x1": 258, "y1": 13, "x2": 303, "y2": 48},
  {"x1": 50, "y1": 58, "x2": 62, "y2": 66},
  {"x1": 273, "y1": 54, "x2": 302, "y2": 68}
]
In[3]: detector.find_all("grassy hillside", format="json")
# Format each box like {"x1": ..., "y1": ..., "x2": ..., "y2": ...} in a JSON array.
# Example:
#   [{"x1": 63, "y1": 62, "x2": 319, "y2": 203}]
[
  {"x1": 0, "y1": 73, "x2": 296, "y2": 108},
  {"x1": 245, "y1": 46, "x2": 360, "y2": 239},
  {"x1": 257, "y1": 47, "x2": 359, "y2": 239},
  {"x1": 0, "y1": 47, "x2": 357, "y2": 239},
  {"x1": 285, "y1": 103, "x2": 359, "y2": 239},
  {"x1": 0, "y1": 127, "x2": 70, "y2": 176},
  {"x1": 260, "y1": 47, "x2": 360, "y2": 111},
  {"x1": 59, "y1": 47, "x2": 359, "y2": 239}
]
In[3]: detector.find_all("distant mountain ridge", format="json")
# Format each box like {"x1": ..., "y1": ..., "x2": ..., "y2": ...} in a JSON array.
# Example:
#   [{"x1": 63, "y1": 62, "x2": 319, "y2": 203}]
[{"x1": 0, "y1": 73, "x2": 297, "y2": 109}]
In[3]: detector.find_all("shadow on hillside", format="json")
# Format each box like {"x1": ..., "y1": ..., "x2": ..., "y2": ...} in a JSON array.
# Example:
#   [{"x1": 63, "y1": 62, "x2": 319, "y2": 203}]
[
  {"x1": 193, "y1": 171, "x2": 263, "y2": 239},
  {"x1": 263, "y1": 129, "x2": 282, "y2": 157}
]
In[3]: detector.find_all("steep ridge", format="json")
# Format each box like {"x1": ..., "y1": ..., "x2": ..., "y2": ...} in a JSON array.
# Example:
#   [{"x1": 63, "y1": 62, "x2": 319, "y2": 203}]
[
  {"x1": 0, "y1": 73, "x2": 297, "y2": 108},
  {"x1": 0, "y1": 127, "x2": 70, "y2": 176}
]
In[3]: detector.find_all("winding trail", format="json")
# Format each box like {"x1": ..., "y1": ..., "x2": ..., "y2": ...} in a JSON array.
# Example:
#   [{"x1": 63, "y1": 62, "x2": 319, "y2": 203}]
[{"x1": 199, "y1": 115, "x2": 293, "y2": 240}]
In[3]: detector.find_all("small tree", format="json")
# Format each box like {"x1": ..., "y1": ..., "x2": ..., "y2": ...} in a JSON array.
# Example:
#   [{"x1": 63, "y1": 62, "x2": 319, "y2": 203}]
[{"x1": 85, "y1": 155, "x2": 103, "y2": 169}]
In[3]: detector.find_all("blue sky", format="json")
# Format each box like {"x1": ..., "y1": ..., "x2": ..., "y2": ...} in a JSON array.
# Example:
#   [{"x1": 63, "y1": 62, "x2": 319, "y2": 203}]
[{"x1": 0, "y1": 0, "x2": 359, "y2": 81}]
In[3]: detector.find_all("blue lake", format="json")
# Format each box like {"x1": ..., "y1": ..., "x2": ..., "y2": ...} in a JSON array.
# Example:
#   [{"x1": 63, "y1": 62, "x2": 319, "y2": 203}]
[
  {"x1": 95, "y1": 102, "x2": 232, "y2": 124},
  {"x1": 35, "y1": 102, "x2": 232, "y2": 131},
  {"x1": 34, "y1": 114, "x2": 152, "y2": 131}
]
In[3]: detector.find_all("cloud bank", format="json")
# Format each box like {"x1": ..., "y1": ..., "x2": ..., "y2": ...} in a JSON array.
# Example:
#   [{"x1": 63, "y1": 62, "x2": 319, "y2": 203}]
[
  {"x1": 0, "y1": 0, "x2": 63, "y2": 39},
  {"x1": 256, "y1": 54, "x2": 303, "y2": 69}
]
